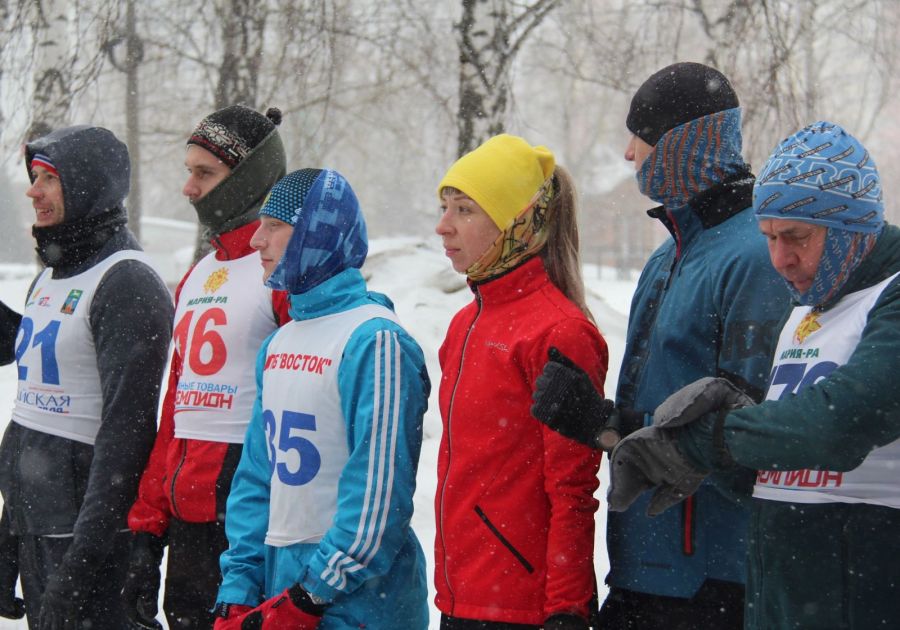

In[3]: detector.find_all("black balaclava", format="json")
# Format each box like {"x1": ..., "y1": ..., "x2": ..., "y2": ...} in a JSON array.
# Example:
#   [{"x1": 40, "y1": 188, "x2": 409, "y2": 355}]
[
  {"x1": 25, "y1": 125, "x2": 131, "y2": 268},
  {"x1": 187, "y1": 106, "x2": 287, "y2": 237}
]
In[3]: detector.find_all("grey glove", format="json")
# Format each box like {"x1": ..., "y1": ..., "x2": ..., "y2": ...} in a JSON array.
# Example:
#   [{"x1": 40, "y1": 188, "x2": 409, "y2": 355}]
[{"x1": 607, "y1": 377, "x2": 754, "y2": 516}]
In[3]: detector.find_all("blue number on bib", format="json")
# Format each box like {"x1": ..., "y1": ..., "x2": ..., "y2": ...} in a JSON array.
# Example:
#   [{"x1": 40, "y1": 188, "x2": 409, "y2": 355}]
[
  {"x1": 15, "y1": 317, "x2": 61, "y2": 385},
  {"x1": 263, "y1": 409, "x2": 278, "y2": 477},
  {"x1": 14, "y1": 318, "x2": 34, "y2": 381},
  {"x1": 263, "y1": 409, "x2": 321, "y2": 486},
  {"x1": 769, "y1": 361, "x2": 838, "y2": 399}
]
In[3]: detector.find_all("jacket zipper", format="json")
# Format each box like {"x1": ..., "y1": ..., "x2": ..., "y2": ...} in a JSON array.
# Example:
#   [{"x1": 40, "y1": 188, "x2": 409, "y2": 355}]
[
  {"x1": 439, "y1": 288, "x2": 483, "y2": 612},
  {"x1": 682, "y1": 495, "x2": 695, "y2": 555},
  {"x1": 169, "y1": 440, "x2": 188, "y2": 520},
  {"x1": 474, "y1": 505, "x2": 534, "y2": 573}
]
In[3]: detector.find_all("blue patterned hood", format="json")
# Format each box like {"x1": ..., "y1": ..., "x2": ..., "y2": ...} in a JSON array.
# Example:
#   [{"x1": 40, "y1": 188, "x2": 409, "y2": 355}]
[{"x1": 266, "y1": 169, "x2": 368, "y2": 295}]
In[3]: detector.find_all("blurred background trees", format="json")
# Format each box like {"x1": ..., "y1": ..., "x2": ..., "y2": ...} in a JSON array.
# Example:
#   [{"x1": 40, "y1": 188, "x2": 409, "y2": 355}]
[{"x1": 1, "y1": 0, "x2": 898, "y2": 273}]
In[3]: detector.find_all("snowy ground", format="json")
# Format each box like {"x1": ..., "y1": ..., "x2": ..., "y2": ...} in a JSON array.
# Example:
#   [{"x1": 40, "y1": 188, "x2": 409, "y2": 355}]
[{"x1": 0, "y1": 238, "x2": 637, "y2": 629}]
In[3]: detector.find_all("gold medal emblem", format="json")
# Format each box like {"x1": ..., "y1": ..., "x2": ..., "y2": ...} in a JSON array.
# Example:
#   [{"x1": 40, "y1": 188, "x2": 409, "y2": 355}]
[
  {"x1": 203, "y1": 267, "x2": 229, "y2": 294},
  {"x1": 793, "y1": 310, "x2": 822, "y2": 344}
]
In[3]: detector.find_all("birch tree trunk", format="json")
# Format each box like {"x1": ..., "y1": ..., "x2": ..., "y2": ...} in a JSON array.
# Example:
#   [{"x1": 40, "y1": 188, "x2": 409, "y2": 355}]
[
  {"x1": 28, "y1": 0, "x2": 71, "y2": 138},
  {"x1": 193, "y1": 0, "x2": 268, "y2": 262},
  {"x1": 455, "y1": 0, "x2": 559, "y2": 156}
]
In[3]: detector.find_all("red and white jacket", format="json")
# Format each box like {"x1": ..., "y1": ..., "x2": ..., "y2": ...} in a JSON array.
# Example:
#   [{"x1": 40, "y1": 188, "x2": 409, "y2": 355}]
[
  {"x1": 434, "y1": 256, "x2": 607, "y2": 625},
  {"x1": 128, "y1": 221, "x2": 290, "y2": 535}
]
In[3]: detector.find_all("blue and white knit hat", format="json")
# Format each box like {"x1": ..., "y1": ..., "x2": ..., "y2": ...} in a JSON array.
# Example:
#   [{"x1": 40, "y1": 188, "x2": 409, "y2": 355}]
[
  {"x1": 754, "y1": 121, "x2": 883, "y2": 233},
  {"x1": 259, "y1": 168, "x2": 322, "y2": 226}
]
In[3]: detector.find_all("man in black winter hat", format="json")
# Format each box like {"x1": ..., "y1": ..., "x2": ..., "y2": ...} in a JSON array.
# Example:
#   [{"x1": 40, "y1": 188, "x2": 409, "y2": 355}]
[
  {"x1": 530, "y1": 62, "x2": 789, "y2": 628},
  {"x1": 123, "y1": 105, "x2": 291, "y2": 630},
  {"x1": 0, "y1": 125, "x2": 174, "y2": 629}
]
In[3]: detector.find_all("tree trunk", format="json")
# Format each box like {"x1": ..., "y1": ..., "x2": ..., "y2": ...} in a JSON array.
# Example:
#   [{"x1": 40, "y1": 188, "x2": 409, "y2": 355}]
[
  {"x1": 125, "y1": 0, "x2": 143, "y2": 241},
  {"x1": 455, "y1": 0, "x2": 559, "y2": 156},
  {"x1": 29, "y1": 0, "x2": 71, "y2": 136},
  {"x1": 214, "y1": 0, "x2": 266, "y2": 109},
  {"x1": 193, "y1": 0, "x2": 268, "y2": 263}
]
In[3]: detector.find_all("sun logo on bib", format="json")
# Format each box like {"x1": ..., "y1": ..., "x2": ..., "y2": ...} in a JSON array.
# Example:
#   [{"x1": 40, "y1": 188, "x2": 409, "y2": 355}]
[
  {"x1": 794, "y1": 310, "x2": 822, "y2": 344},
  {"x1": 203, "y1": 267, "x2": 229, "y2": 294}
]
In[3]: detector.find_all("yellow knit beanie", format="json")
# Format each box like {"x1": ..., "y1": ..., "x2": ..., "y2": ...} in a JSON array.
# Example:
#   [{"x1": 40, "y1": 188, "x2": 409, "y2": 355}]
[{"x1": 437, "y1": 134, "x2": 555, "y2": 230}]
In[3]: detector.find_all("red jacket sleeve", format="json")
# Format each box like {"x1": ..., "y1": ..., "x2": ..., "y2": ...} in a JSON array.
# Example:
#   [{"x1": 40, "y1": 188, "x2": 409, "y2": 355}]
[{"x1": 535, "y1": 318, "x2": 607, "y2": 620}]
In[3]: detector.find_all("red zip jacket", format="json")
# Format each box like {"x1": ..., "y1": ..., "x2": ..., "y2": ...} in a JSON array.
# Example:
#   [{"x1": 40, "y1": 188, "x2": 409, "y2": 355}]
[
  {"x1": 128, "y1": 221, "x2": 289, "y2": 535},
  {"x1": 434, "y1": 256, "x2": 607, "y2": 625}
]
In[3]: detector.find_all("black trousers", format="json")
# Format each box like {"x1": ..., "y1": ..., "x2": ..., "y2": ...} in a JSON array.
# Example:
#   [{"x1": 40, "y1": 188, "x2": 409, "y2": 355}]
[
  {"x1": 441, "y1": 614, "x2": 541, "y2": 630},
  {"x1": 18, "y1": 530, "x2": 131, "y2": 630},
  {"x1": 163, "y1": 518, "x2": 229, "y2": 630},
  {"x1": 597, "y1": 579, "x2": 744, "y2": 630}
]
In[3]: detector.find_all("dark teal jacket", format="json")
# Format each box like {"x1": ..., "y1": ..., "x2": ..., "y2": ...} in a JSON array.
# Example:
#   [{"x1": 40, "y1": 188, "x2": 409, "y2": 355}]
[
  {"x1": 609, "y1": 177, "x2": 789, "y2": 598},
  {"x1": 723, "y1": 224, "x2": 900, "y2": 629}
]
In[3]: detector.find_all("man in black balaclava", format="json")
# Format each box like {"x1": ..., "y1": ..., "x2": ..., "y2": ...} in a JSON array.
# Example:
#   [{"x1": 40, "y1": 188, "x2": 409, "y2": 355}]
[{"x1": 530, "y1": 63, "x2": 790, "y2": 629}]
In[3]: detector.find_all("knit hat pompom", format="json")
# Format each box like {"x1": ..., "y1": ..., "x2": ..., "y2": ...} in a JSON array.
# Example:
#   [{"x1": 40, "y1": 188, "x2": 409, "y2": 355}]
[
  {"x1": 265, "y1": 107, "x2": 282, "y2": 126},
  {"x1": 754, "y1": 121, "x2": 884, "y2": 234},
  {"x1": 187, "y1": 104, "x2": 283, "y2": 169},
  {"x1": 259, "y1": 168, "x2": 323, "y2": 226},
  {"x1": 627, "y1": 62, "x2": 739, "y2": 146},
  {"x1": 437, "y1": 133, "x2": 555, "y2": 230}
]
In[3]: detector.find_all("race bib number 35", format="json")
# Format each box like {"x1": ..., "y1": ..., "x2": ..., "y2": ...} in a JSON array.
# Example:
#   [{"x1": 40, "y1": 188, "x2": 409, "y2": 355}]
[{"x1": 264, "y1": 409, "x2": 321, "y2": 486}]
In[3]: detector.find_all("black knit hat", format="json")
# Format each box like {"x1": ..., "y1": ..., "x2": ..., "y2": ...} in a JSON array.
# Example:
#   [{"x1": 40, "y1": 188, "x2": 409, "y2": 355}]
[
  {"x1": 626, "y1": 62, "x2": 739, "y2": 146},
  {"x1": 187, "y1": 105, "x2": 283, "y2": 169}
]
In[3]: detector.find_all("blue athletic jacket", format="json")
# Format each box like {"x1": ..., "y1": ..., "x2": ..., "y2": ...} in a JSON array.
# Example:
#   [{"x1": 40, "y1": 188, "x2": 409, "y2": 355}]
[
  {"x1": 217, "y1": 268, "x2": 429, "y2": 628},
  {"x1": 608, "y1": 178, "x2": 789, "y2": 598},
  {"x1": 217, "y1": 169, "x2": 429, "y2": 628}
]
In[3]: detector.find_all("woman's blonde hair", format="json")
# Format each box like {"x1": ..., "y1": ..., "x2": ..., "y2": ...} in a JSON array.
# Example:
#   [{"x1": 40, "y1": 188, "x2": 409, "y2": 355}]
[{"x1": 541, "y1": 166, "x2": 594, "y2": 323}]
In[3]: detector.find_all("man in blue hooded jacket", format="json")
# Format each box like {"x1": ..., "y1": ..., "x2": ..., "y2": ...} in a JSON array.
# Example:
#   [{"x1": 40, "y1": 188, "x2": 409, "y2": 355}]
[
  {"x1": 530, "y1": 63, "x2": 789, "y2": 628},
  {"x1": 212, "y1": 169, "x2": 430, "y2": 629}
]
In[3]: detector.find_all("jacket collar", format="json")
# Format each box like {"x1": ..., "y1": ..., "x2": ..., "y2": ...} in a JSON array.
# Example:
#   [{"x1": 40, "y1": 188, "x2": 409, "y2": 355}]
[
  {"x1": 647, "y1": 173, "x2": 755, "y2": 256},
  {"x1": 210, "y1": 220, "x2": 259, "y2": 261},
  {"x1": 287, "y1": 267, "x2": 386, "y2": 321},
  {"x1": 471, "y1": 255, "x2": 548, "y2": 305}
]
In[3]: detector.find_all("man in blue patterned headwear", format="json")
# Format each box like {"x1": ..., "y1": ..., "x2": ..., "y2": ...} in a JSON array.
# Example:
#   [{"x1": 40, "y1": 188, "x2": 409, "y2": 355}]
[
  {"x1": 530, "y1": 62, "x2": 790, "y2": 628},
  {"x1": 213, "y1": 169, "x2": 430, "y2": 629},
  {"x1": 605, "y1": 121, "x2": 900, "y2": 629}
]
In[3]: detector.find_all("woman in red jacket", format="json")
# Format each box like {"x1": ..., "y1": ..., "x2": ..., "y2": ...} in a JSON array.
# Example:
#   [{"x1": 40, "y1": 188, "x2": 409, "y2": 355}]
[{"x1": 434, "y1": 134, "x2": 608, "y2": 630}]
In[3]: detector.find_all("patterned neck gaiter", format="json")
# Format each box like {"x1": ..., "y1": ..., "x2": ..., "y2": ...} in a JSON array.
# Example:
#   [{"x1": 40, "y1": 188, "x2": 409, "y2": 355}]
[
  {"x1": 791, "y1": 228, "x2": 879, "y2": 307},
  {"x1": 466, "y1": 177, "x2": 553, "y2": 283},
  {"x1": 636, "y1": 107, "x2": 749, "y2": 211}
]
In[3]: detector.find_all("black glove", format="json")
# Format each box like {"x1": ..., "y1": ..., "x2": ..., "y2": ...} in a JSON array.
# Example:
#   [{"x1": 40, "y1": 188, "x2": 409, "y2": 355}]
[
  {"x1": 37, "y1": 588, "x2": 81, "y2": 630},
  {"x1": 121, "y1": 532, "x2": 166, "y2": 629},
  {"x1": 532, "y1": 347, "x2": 645, "y2": 450},
  {"x1": 0, "y1": 299, "x2": 22, "y2": 366},
  {"x1": 608, "y1": 377, "x2": 754, "y2": 516},
  {"x1": 531, "y1": 347, "x2": 615, "y2": 447},
  {"x1": 0, "y1": 591, "x2": 24, "y2": 620},
  {"x1": 544, "y1": 612, "x2": 589, "y2": 629}
]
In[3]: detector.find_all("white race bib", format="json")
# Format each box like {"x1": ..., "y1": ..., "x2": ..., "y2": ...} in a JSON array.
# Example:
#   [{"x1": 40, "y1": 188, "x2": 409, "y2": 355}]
[
  {"x1": 262, "y1": 305, "x2": 399, "y2": 547},
  {"x1": 753, "y1": 272, "x2": 900, "y2": 508},
  {"x1": 12, "y1": 251, "x2": 156, "y2": 444},
  {"x1": 172, "y1": 251, "x2": 278, "y2": 444}
]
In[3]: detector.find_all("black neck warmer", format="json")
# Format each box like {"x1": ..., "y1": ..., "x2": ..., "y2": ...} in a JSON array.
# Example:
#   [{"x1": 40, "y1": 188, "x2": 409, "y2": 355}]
[{"x1": 33, "y1": 207, "x2": 129, "y2": 271}]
